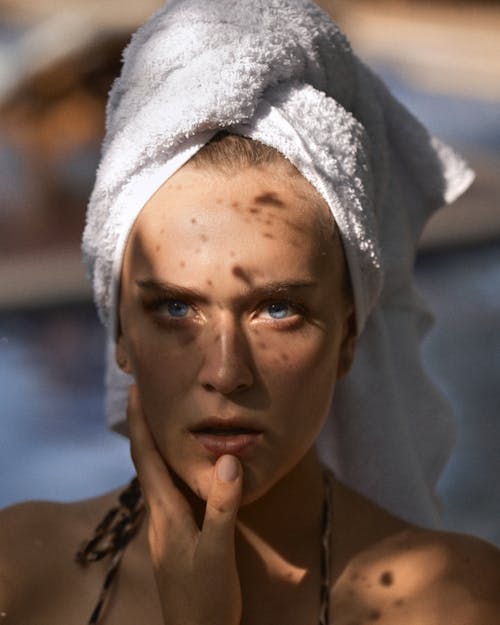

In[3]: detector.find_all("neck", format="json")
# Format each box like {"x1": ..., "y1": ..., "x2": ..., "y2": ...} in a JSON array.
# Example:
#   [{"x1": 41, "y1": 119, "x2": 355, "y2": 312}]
[
  {"x1": 237, "y1": 448, "x2": 325, "y2": 561},
  {"x1": 172, "y1": 447, "x2": 325, "y2": 567}
]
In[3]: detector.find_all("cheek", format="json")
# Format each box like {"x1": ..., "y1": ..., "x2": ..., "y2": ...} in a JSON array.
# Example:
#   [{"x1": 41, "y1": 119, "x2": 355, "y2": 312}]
[
  {"x1": 125, "y1": 323, "x2": 201, "y2": 414},
  {"x1": 255, "y1": 329, "x2": 340, "y2": 406}
]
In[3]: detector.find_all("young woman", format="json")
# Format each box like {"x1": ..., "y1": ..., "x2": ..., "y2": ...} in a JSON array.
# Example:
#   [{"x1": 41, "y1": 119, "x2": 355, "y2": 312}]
[{"x1": 1, "y1": 2, "x2": 499, "y2": 624}]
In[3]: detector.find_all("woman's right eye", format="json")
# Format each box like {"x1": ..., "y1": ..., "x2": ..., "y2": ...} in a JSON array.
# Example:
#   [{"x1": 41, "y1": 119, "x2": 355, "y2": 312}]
[
  {"x1": 144, "y1": 298, "x2": 194, "y2": 319},
  {"x1": 161, "y1": 299, "x2": 191, "y2": 318}
]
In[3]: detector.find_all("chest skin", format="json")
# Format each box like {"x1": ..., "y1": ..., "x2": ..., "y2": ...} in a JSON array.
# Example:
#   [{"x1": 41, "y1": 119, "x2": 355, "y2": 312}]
[{"x1": 3, "y1": 481, "x2": 500, "y2": 625}]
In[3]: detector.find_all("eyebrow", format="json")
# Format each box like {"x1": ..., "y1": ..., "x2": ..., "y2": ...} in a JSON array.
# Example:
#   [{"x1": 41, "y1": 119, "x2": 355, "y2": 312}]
[
  {"x1": 136, "y1": 279, "x2": 209, "y2": 303},
  {"x1": 135, "y1": 278, "x2": 317, "y2": 301}
]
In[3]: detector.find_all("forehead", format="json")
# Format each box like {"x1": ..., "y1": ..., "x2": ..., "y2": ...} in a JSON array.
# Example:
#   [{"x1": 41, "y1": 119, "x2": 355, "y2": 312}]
[
  {"x1": 134, "y1": 162, "x2": 332, "y2": 241},
  {"x1": 124, "y1": 162, "x2": 343, "y2": 284}
]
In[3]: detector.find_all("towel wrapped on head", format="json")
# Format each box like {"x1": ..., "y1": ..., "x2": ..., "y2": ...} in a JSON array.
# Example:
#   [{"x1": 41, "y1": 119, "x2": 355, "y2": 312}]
[{"x1": 83, "y1": 0, "x2": 474, "y2": 527}]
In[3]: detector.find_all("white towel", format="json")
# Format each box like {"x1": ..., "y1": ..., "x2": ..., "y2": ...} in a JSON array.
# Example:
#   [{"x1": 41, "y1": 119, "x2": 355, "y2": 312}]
[{"x1": 83, "y1": 0, "x2": 474, "y2": 527}]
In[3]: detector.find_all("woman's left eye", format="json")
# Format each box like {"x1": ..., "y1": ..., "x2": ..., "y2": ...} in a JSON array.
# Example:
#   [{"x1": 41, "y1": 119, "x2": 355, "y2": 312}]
[{"x1": 259, "y1": 301, "x2": 299, "y2": 320}]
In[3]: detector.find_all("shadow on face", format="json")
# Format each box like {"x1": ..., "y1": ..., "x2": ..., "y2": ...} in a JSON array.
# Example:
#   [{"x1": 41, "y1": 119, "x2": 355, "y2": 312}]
[{"x1": 115, "y1": 157, "x2": 357, "y2": 503}]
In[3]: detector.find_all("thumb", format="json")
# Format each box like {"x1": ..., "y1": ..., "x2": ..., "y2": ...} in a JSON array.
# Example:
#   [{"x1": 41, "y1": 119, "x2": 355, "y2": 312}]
[{"x1": 199, "y1": 455, "x2": 242, "y2": 551}]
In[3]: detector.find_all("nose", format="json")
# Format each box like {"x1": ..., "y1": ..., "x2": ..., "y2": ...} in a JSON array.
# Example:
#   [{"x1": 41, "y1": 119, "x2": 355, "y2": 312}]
[{"x1": 198, "y1": 314, "x2": 254, "y2": 395}]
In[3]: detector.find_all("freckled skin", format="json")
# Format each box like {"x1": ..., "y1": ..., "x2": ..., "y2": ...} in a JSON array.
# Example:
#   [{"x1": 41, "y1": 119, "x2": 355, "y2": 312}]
[
  {"x1": 117, "y1": 160, "x2": 353, "y2": 506},
  {"x1": 231, "y1": 265, "x2": 253, "y2": 286},
  {"x1": 254, "y1": 191, "x2": 286, "y2": 208}
]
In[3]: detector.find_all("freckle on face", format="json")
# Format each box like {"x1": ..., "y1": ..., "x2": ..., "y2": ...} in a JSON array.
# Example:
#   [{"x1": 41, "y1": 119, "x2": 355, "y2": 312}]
[
  {"x1": 257, "y1": 342, "x2": 267, "y2": 350},
  {"x1": 231, "y1": 265, "x2": 252, "y2": 285},
  {"x1": 368, "y1": 609, "x2": 381, "y2": 621},
  {"x1": 180, "y1": 261, "x2": 186, "y2": 268},
  {"x1": 200, "y1": 234, "x2": 208, "y2": 242},
  {"x1": 254, "y1": 191, "x2": 286, "y2": 208},
  {"x1": 206, "y1": 279, "x2": 213, "y2": 286},
  {"x1": 262, "y1": 232, "x2": 274, "y2": 239},
  {"x1": 191, "y1": 218, "x2": 197, "y2": 224},
  {"x1": 248, "y1": 206, "x2": 261, "y2": 214},
  {"x1": 155, "y1": 244, "x2": 161, "y2": 253}
]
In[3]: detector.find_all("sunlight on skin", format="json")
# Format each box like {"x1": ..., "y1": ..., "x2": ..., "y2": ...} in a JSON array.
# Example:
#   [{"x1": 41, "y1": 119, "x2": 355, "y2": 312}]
[
  {"x1": 331, "y1": 530, "x2": 500, "y2": 625},
  {"x1": 237, "y1": 522, "x2": 308, "y2": 584},
  {"x1": 117, "y1": 160, "x2": 355, "y2": 515}
]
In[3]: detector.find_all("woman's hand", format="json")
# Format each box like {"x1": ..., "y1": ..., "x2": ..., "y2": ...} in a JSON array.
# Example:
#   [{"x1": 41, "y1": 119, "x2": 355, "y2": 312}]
[{"x1": 127, "y1": 385, "x2": 243, "y2": 625}]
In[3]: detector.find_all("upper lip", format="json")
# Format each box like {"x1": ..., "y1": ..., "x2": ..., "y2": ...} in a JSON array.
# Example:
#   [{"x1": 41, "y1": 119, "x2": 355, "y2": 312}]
[{"x1": 189, "y1": 416, "x2": 263, "y2": 433}]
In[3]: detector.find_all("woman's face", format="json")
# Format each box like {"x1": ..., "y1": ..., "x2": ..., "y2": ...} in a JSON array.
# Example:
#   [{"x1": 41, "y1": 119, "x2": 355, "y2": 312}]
[{"x1": 118, "y1": 161, "x2": 355, "y2": 504}]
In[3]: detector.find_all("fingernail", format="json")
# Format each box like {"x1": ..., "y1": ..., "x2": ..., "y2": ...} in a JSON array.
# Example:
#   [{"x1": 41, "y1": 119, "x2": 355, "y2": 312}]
[{"x1": 217, "y1": 455, "x2": 239, "y2": 483}]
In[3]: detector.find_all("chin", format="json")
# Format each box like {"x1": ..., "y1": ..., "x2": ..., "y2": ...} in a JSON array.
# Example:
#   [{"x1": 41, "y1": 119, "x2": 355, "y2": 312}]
[{"x1": 173, "y1": 455, "x2": 274, "y2": 507}]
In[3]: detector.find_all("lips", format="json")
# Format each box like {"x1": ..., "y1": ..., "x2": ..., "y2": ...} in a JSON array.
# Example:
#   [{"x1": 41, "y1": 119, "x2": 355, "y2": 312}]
[{"x1": 189, "y1": 418, "x2": 263, "y2": 457}]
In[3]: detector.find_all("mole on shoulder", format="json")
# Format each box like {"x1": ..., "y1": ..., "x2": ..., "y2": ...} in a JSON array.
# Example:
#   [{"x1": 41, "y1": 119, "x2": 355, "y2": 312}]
[
  {"x1": 368, "y1": 609, "x2": 381, "y2": 621},
  {"x1": 379, "y1": 571, "x2": 394, "y2": 587}
]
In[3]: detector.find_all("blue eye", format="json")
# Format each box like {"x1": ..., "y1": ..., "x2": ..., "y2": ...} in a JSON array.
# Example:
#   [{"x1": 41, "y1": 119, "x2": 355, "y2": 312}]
[
  {"x1": 165, "y1": 300, "x2": 190, "y2": 317},
  {"x1": 267, "y1": 302, "x2": 292, "y2": 319}
]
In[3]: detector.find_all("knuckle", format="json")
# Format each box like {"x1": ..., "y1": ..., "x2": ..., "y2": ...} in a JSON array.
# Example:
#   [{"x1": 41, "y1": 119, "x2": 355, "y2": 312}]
[{"x1": 207, "y1": 493, "x2": 232, "y2": 516}]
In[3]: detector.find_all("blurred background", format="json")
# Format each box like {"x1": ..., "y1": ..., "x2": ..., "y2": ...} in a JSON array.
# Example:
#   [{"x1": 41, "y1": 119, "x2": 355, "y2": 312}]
[{"x1": 1, "y1": 0, "x2": 499, "y2": 544}]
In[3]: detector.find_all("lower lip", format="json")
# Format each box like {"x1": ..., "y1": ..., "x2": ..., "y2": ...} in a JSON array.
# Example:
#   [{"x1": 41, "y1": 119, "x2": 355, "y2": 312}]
[{"x1": 190, "y1": 432, "x2": 262, "y2": 457}]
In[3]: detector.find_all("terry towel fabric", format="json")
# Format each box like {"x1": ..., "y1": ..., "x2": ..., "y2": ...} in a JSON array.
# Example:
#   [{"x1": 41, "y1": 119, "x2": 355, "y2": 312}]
[{"x1": 83, "y1": 0, "x2": 474, "y2": 527}]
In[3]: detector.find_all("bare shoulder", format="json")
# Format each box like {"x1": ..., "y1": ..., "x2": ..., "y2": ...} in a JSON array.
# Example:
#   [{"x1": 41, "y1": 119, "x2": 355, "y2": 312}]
[
  {"x1": 333, "y1": 526, "x2": 500, "y2": 624},
  {"x1": 0, "y1": 490, "x2": 121, "y2": 621}
]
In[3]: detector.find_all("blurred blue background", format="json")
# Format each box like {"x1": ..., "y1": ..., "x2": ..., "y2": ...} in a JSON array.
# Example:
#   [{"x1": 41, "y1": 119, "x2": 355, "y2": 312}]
[{"x1": 1, "y1": 0, "x2": 499, "y2": 546}]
